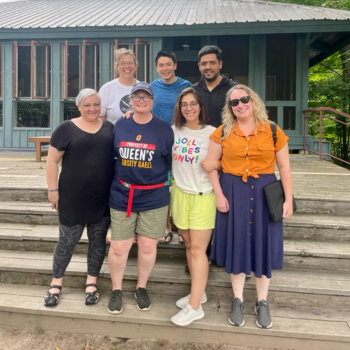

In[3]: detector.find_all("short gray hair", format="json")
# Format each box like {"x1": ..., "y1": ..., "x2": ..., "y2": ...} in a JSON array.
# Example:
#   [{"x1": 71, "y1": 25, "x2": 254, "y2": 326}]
[{"x1": 75, "y1": 88, "x2": 100, "y2": 106}]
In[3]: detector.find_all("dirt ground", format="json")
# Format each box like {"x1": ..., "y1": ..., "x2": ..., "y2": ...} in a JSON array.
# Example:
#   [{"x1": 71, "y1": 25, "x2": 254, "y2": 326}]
[{"x1": 0, "y1": 326, "x2": 287, "y2": 350}]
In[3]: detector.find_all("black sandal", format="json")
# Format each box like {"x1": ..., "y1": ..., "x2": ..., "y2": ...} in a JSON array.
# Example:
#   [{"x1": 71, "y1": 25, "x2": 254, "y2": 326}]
[
  {"x1": 44, "y1": 285, "x2": 62, "y2": 307},
  {"x1": 85, "y1": 283, "x2": 100, "y2": 305},
  {"x1": 158, "y1": 231, "x2": 173, "y2": 244}
]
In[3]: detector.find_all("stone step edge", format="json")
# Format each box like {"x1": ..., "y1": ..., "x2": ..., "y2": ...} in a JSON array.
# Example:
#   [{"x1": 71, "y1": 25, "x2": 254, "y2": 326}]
[
  {"x1": 1, "y1": 231, "x2": 350, "y2": 260},
  {"x1": 0, "y1": 283, "x2": 349, "y2": 345},
  {"x1": 1, "y1": 252, "x2": 350, "y2": 297}
]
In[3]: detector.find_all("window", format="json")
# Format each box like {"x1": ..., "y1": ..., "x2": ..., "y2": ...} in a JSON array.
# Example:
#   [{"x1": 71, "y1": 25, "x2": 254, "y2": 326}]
[
  {"x1": 63, "y1": 101, "x2": 80, "y2": 121},
  {"x1": 62, "y1": 40, "x2": 100, "y2": 99},
  {"x1": 111, "y1": 39, "x2": 150, "y2": 82},
  {"x1": 13, "y1": 41, "x2": 50, "y2": 99},
  {"x1": 217, "y1": 36, "x2": 249, "y2": 85},
  {"x1": 134, "y1": 39, "x2": 150, "y2": 82},
  {"x1": 266, "y1": 34, "x2": 297, "y2": 131},
  {"x1": 266, "y1": 35, "x2": 296, "y2": 101},
  {"x1": 13, "y1": 41, "x2": 51, "y2": 128},
  {"x1": 15, "y1": 101, "x2": 50, "y2": 128}
]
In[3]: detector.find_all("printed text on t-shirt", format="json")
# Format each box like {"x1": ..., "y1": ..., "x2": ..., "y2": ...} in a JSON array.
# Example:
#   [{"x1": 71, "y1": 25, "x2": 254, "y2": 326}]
[
  {"x1": 173, "y1": 137, "x2": 202, "y2": 164},
  {"x1": 119, "y1": 141, "x2": 155, "y2": 168}
]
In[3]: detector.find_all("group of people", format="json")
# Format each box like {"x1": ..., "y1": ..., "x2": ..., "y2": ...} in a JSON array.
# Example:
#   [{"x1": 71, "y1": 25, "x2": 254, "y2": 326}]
[{"x1": 44, "y1": 45, "x2": 293, "y2": 330}]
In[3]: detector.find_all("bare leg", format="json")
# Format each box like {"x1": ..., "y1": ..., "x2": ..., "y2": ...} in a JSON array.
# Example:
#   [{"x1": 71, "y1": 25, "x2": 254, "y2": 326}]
[
  {"x1": 108, "y1": 237, "x2": 134, "y2": 290},
  {"x1": 180, "y1": 229, "x2": 191, "y2": 272},
  {"x1": 136, "y1": 235, "x2": 158, "y2": 288},
  {"x1": 187, "y1": 229, "x2": 212, "y2": 309},
  {"x1": 254, "y1": 274, "x2": 270, "y2": 301},
  {"x1": 230, "y1": 273, "x2": 246, "y2": 300}
]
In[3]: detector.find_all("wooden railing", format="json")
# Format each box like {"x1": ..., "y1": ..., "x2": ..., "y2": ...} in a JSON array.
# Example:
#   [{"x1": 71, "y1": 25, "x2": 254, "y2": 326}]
[{"x1": 303, "y1": 107, "x2": 350, "y2": 166}]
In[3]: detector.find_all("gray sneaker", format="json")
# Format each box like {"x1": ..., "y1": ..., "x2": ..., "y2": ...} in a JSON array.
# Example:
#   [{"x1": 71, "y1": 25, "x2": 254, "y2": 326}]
[
  {"x1": 108, "y1": 289, "x2": 123, "y2": 314},
  {"x1": 228, "y1": 298, "x2": 245, "y2": 327},
  {"x1": 135, "y1": 287, "x2": 151, "y2": 311},
  {"x1": 255, "y1": 300, "x2": 273, "y2": 329}
]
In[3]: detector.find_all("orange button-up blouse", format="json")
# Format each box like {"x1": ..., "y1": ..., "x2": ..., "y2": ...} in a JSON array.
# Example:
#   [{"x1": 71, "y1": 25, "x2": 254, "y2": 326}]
[{"x1": 210, "y1": 121, "x2": 289, "y2": 182}]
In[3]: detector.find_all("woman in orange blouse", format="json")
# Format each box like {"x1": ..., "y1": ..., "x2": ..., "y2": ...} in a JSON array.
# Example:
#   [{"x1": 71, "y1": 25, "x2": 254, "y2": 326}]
[{"x1": 206, "y1": 84, "x2": 293, "y2": 329}]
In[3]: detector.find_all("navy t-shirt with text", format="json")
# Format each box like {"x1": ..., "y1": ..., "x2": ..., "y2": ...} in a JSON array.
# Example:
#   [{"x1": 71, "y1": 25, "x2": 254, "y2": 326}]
[{"x1": 109, "y1": 116, "x2": 174, "y2": 212}]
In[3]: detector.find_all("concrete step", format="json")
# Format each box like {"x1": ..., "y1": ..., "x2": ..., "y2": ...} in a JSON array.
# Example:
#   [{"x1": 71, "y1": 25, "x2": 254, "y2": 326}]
[
  {"x1": 284, "y1": 213, "x2": 350, "y2": 241},
  {"x1": 0, "y1": 223, "x2": 349, "y2": 272},
  {"x1": 0, "y1": 249, "x2": 349, "y2": 312},
  {"x1": 1, "y1": 201, "x2": 350, "y2": 243},
  {"x1": 295, "y1": 198, "x2": 350, "y2": 216},
  {"x1": 0, "y1": 283, "x2": 349, "y2": 350},
  {"x1": 0, "y1": 201, "x2": 58, "y2": 225}
]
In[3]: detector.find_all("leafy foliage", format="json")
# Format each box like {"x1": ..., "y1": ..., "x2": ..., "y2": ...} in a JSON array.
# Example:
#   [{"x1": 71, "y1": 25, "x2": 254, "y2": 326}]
[{"x1": 266, "y1": 0, "x2": 350, "y2": 163}]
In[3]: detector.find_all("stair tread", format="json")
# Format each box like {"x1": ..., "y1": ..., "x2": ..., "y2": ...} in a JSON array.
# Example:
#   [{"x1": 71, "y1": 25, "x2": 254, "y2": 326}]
[
  {"x1": 0, "y1": 250, "x2": 349, "y2": 296},
  {"x1": 0, "y1": 283, "x2": 349, "y2": 341},
  {"x1": 0, "y1": 223, "x2": 349, "y2": 257},
  {"x1": 2, "y1": 205, "x2": 350, "y2": 225}
]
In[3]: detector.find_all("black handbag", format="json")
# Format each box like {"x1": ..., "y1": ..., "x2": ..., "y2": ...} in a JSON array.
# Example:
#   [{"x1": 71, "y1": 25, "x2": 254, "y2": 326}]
[{"x1": 264, "y1": 179, "x2": 297, "y2": 222}]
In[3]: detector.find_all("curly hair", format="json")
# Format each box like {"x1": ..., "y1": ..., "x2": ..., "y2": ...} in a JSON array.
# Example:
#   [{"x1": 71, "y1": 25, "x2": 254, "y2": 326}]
[
  {"x1": 173, "y1": 87, "x2": 208, "y2": 129},
  {"x1": 221, "y1": 84, "x2": 269, "y2": 138}
]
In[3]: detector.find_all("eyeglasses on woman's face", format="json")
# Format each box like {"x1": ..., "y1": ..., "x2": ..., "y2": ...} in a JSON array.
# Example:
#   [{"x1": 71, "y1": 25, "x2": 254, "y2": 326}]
[
  {"x1": 229, "y1": 96, "x2": 250, "y2": 107},
  {"x1": 180, "y1": 101, "x2": 199, "y2": 109},
  {"x1": 132, "y1": 94, "x2": 152, "y2": 102},
  {"x1": 118, "y1": 61, "x2": 135, "y2": 67}
]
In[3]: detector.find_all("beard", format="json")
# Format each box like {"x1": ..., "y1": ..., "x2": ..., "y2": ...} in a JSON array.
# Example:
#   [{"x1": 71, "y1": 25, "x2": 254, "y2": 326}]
[{"x1": 204, "y1": 72, "x2": 220, "y2": 82}]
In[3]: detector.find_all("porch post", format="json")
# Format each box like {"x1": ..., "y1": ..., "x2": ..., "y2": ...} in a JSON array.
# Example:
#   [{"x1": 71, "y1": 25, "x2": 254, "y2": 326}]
[{"x1": 3, "y1": 42, "x2": 14, "y2": 148}]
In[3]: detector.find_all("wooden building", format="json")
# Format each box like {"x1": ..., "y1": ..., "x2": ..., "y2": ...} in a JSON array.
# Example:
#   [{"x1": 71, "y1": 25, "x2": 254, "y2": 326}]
[{"x1": 0, "y1": 0, "x2": 349, "y2": 149}]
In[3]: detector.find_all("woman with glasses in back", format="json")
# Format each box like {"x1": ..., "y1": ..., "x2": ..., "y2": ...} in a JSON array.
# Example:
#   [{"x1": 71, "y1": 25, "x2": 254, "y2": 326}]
[
  {"x1": 206, "y1": 84, "x2": 293, "y2": 329},
  {"x1": 107, "y1": 82, "x2": 173, "y2": 315},
  {"x1": 99, "y1": 48, "x2": 138, "y2": 124}
]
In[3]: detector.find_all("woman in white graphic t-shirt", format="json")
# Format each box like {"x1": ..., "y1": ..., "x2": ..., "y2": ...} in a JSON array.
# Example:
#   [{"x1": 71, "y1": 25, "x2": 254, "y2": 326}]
[
  {"x1": 170, "y1": 87, "x2": 216, "y2": 327},
  {"x1": 99, "y1": 48, "x2": 139, "y2": 124}
]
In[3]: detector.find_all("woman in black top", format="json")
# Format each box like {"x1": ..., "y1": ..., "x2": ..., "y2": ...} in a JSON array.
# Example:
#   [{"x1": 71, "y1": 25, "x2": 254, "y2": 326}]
[{"x1": 44, "y1": 88, "x2": 114, "y2": 307}]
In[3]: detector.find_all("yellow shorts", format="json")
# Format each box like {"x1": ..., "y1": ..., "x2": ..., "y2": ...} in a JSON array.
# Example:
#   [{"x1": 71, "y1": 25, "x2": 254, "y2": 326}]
[
  {"x1": 110, "y1": 206, "x2": 168, "y2": 241},
  {"x1": 171, "y1": 182, "x2": 216, "y2": 230}
]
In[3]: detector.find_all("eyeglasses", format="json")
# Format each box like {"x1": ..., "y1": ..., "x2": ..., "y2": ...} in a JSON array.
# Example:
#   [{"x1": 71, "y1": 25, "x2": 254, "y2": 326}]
[
  {"x1": 132, "y1": 95, "x2": 152, "y2": 102},
  {"x1": 118, "y1": 61, "x2": 135, "y2": 67},
  {"x1": 180, "y1": 101, "x2": 199, "y2": 109},
  {"x1": 229, "y1": 96, "x2": 250, "y2": 107}
]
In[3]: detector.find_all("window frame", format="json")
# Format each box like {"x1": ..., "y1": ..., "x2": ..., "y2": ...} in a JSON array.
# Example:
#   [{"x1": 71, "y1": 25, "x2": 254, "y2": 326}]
[
  {"x1": 134, "y1": 38, "x2": 150, "y2": 82},
  {"x1": 82, "y1": 39, "x2": 99, "y2": 90},
  {"x1": 13, "y1": 41, "x2": 50, "y2": 100},
  {"x1": 62, "y1": 40, "x2": 100, "y2": 99}
]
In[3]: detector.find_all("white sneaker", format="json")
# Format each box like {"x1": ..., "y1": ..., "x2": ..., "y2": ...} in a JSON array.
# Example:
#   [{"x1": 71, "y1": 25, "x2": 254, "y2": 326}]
[
  {"x1": 171, "y1": 304, "x2": 204, "y2": 326},
  {"x1": 175, "y1": 291, "x2": 207, "y2": 309}
]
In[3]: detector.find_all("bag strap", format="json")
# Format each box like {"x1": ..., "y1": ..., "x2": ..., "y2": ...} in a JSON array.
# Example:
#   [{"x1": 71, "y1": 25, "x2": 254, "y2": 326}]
[
  {"x1": 221, "y1": 125, "x2": 225, "y2": 141},
  {"x1": 269, "y1": 121, "x2": 277, "y2": 146}
]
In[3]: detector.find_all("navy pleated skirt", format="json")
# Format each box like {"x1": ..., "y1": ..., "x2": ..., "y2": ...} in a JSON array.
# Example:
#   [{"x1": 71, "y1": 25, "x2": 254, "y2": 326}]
[{"x1": 210, "y1": 173, "x2": 283, "y2": 278}]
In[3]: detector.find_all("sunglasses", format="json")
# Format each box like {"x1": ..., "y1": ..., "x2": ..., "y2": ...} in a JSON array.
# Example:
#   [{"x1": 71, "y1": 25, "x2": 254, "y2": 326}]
[{"x1": 229, "y1": 96, "x2": 250, "y2": 107}]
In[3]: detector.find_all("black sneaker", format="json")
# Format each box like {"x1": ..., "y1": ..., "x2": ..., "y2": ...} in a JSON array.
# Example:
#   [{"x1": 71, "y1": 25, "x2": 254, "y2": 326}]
[
  {"x1": 228, "y1": 298, "x2": 245, "y2": 327},
  {"x1": 108, "y1": 289, "x2": 123, "y2": 314},
  {"x1": 255, "y1": 300, "x2": 273, "y2": 329},
  {"x1": 134, "y1": 287, "x2": 151, "y2": 311}
]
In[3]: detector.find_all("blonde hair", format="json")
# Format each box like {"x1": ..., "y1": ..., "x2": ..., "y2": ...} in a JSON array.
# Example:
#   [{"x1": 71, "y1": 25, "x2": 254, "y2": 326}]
[
  {"x1": 114, "y1": 48, "x2": 138, "y2": 76},
  {"x1": 221, "y1": 84, "x2": 269, "y2": 138}
]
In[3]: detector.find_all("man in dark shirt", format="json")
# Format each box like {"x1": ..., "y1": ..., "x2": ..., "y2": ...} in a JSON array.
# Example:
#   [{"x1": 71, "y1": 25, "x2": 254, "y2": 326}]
[{"x1": 193, "y1": 45, "x2": 238, "y2": 127}]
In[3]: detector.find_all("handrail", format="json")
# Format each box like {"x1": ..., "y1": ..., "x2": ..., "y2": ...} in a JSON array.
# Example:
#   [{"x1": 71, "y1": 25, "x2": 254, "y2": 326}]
[{"x1": 303, "y1": 107, "x2": 350, "y2": 166}]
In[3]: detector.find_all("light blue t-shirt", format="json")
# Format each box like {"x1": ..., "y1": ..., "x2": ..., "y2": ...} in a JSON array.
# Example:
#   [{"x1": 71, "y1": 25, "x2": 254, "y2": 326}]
[{"x1": 151, "y1": 77, "x2": 192, "y2": 124}]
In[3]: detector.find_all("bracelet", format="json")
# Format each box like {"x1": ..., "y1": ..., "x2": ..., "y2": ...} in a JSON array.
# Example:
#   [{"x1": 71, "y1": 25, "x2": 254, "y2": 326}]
[{"x1": 48, "y1": 189, "x2": 58, "y2": 193}]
